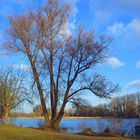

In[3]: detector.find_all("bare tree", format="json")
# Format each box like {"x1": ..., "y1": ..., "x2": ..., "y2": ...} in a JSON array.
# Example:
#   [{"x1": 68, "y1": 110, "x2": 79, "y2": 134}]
[
  {"x1": 0, "y1": 67, "x2": 30, "y2": 124},
  {"x1": 3, "y1": 0, "x2": 118, "y2": 129}
]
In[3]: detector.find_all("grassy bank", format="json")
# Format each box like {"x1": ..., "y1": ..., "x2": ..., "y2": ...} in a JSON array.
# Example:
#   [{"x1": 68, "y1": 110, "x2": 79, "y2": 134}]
[{"x1": 0, "y1": 125, "x2": 134, "y2": 140}]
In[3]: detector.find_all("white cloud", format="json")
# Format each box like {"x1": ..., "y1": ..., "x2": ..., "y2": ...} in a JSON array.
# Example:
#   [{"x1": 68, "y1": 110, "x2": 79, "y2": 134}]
[
  {"x1": 107, "y1": 19, "x2": 140, "y2": 40},
  {"x1": 128, "y1": 80, "x2": 140, "y2": 88},
  {"x1": 107, "y1": 23, "x2": 124, "y2": 37},
  {"x1": 105, "y1": 57, "x2": 125, "y2": 68},
  {"x1": 12, "y1": 64, "x2": 30, "y2": 71},
  {"x1": 126, "y1": 19, "x2": 140, "y2": 36},
  {"x1": 61, "y1": 0, "x2": 78, "y2": 36},
  {"x1": 136, "y1": 60, "x2": 140, "y2": 69}
]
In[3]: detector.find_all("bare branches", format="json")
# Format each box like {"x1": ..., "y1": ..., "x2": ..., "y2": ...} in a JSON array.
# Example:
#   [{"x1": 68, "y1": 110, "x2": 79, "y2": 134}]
[
  {"x1": 0, "y1": 67, "x2": 31, "y2": 123},
  {"x1": 65, "y1": 28, "x2": 109, "y2": 86},
  {"x1": 67, "y1": 74, "x2": 119, "y2": 101}
]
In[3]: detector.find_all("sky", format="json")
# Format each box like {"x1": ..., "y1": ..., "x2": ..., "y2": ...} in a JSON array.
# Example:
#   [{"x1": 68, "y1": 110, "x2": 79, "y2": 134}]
[{"x1": 0, "y1": 0, "x2": 140, "y2": 112}]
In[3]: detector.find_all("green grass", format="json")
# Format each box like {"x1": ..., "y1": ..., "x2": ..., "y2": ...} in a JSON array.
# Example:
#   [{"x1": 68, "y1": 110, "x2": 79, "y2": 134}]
[{"x1": 0, "y1": 125, "x2": 134, "y2": 140}]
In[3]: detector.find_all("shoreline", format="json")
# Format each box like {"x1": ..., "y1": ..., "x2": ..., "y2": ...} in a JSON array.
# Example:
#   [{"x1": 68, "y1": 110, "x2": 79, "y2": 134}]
[
  {"x1": 9, "y1": 116, "x2": 103, "y2": 119},
  {"x1": 8, "y1": 116, "x2": 139, "y2": 119},
  {"x1": 0, "y1": 124, "x2": 134, "y2": 140}
]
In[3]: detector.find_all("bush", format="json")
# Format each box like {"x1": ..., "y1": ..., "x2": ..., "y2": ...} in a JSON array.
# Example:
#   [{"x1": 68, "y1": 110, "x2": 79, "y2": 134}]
[
  {"x1": 60, "y1": 127, "x2": 68, "y2": 132},
  {"x1": 104, "y1": 128, "x2": 111, "y2": 134},
  {"x1": 82, "y1": 128, "x2": 94, "y2": 135}
]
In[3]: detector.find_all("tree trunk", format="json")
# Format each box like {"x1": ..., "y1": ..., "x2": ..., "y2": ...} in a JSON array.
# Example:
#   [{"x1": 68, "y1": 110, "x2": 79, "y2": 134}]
[
  {"x1": 28, "y1": 54, "x2": 50, "y2": 127},
  {"x1": 4, "y1": 111, "x2": 8, "y2": 124},
  {"x1": 53, "y1": 102, "x2": 67, "y2": 130},
  {"x1": 49, "y1": 39, "x2": 56, "y2": 127}
]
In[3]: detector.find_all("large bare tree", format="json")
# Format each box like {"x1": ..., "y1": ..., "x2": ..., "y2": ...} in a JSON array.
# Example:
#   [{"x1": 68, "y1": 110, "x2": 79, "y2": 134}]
[{"x1": 4, "y1": 0, "x2": 118, "y2": 129}]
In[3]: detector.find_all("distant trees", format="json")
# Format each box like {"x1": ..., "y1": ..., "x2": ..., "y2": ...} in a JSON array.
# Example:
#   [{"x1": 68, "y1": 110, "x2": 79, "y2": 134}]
[
  {"x1": 33, "y1": 104, "x2": 43, "y2": 116},
  {"x1": 68, "y1": 92, "x2": 140, "y2": 118},
  {"x1": 74, "y1": 104, "x2": 94, "y2": 117},
  {"x1": 70, "y1": 103, "x2": 110, "y2": 117},
  {"x1": 0, "y1": 67, "x2": 30, "y2": 124},
  {"x1": 110, "y1": 92, "x2": 140, "y2": 118},
  {"x1": 4, "y1": 0, "x2": 118, "y2": 129}
]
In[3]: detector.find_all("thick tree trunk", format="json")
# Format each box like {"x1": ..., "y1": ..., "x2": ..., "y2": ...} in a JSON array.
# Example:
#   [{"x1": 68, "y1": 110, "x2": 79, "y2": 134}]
[
  {"x1": 53, "y1": 102, "x2": 67, "y2": 130},
  {"x1": 54, "y1": 90, "x2": 58, "y2": 120},
  {"x1": 49, "y1": 39, "x2": 56, "y2": 127},
  {"x1": 28, "y1": 54, "x2": 50, "y2": 127},
  {"x1": 32, "y1": 67, "x2": 50, "y2": 127},
  {"x1": 4, "y1": 111, "x2": 8, "y2": 124}
]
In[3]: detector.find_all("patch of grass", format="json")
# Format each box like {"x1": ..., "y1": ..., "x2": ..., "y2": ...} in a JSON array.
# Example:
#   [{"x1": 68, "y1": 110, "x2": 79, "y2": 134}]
[{"x1": 0, "y1": 125, "x2": 134, "y2": 140}]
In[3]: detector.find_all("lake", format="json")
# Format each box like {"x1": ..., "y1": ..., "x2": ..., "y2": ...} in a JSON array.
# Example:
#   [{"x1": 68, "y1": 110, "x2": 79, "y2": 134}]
[{"x1": 7, "y1": 118, "x2": 139, "y2": 136}]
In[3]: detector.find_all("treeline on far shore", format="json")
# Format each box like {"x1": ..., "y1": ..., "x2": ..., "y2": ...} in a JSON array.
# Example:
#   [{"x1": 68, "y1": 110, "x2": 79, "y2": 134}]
[
  {"x1": 2, "y1": 92, "x2": 140, "y2": 119},
  {"x1": 8, "y1": 112, "x2": 43, "y2": 118},
  {"x1": 65, "y1": 92, "x2": 140, "y2": 118}
]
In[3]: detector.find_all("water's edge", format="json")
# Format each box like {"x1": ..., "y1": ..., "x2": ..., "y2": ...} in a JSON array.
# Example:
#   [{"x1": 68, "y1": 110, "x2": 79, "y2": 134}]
[{"x1": 6, "y1": 118, "x2": 139, "y2": 136}]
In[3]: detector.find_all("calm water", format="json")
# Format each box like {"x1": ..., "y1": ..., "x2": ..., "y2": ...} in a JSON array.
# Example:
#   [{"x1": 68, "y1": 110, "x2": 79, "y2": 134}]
[{"x1": 8, "y1": 118, "x2": 139, "y2": 136}]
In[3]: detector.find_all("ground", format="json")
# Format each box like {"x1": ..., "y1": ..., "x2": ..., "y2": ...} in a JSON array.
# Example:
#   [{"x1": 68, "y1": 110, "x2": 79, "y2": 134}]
[{"x1": 0, "y1": 125, "x2": 134, "y2": 140}]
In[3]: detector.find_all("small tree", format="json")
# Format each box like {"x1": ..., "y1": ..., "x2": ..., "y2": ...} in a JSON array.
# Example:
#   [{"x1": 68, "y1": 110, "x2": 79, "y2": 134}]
[
  {"x1": 4, "y1": 0, "x2": 118, "y2": 129},
  {"x1": 0, "y1": 67, "x2": 30, "y2": 124}
]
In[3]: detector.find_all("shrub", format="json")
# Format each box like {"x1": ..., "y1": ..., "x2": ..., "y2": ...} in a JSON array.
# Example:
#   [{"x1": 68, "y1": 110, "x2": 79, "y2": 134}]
[
  {"x1": 104, "y1": 128, "x2": 111, "y2": 134},
  {"x1": 82, "y1": 128, "x2": 94, "y2": 135}
]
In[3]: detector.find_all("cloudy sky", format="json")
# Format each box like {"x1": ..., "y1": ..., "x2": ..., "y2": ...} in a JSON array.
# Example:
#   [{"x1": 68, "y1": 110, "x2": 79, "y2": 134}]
[{"x1": 0, "y1": 0, "x2": 140, "y2": 111}]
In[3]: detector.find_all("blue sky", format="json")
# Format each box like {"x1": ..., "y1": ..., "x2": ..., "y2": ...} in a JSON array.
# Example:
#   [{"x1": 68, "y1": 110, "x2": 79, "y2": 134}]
[{"x1": 0, "y1": 0, "x2": 140, "y2": 111}]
